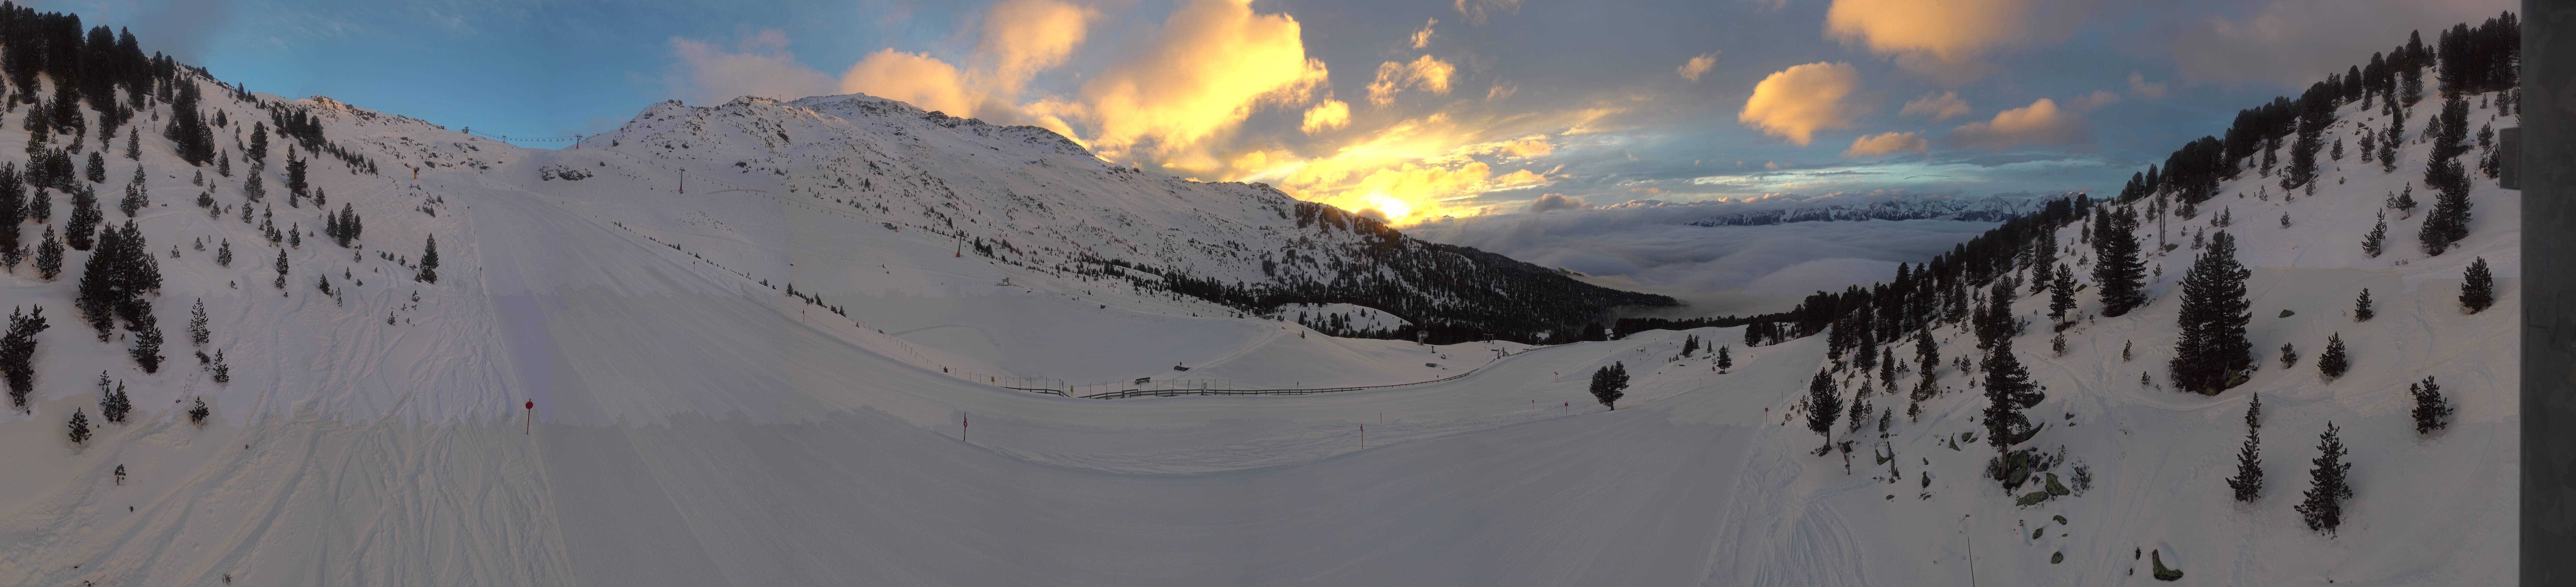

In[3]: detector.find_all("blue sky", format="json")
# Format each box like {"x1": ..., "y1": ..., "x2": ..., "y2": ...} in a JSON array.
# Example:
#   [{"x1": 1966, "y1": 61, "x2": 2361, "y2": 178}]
[{"x1": 32, "y1": 0, "x2": 2513, "y2": 223}]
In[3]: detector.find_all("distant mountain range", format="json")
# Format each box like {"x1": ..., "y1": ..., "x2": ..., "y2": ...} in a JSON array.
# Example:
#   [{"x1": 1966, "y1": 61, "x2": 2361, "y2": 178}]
[{"x1": 1683, "y1": 196, "x2": 2048, "y2": 227}]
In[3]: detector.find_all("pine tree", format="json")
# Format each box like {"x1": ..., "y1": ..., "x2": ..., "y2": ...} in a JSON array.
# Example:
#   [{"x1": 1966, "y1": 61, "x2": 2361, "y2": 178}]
[
  {"x1": 210, "y1": 349, "x2": 230, "y2": 384},
  {"x1": 1589, "y1": 362, "x2": 1628, "y2": 410},
  {"x1": 2171, "y1": 231, "x2": 2254, "y2": 394},
  {"x1": 28, "y1": 187, "x2": 48, "y2": 224},
  {"x1": 189, "y1": 396, "x2": 210, "y2": 425},
  {"x1": 0, "y1": 166, "x2": 18, "y2": 258},
  {"x1": 1879, "y1": 346, "x2": 1897, "y2": 390},
  {"x1": 1804, "y1": 368, "x2": 1843, "y2": 450},
  {"x1": 248, "y1": 121, "x2": 268, "y2": 163},
  {"x1": 215, "y1": 239, "x2": 232, "y2": 267},
  {"x1": 74, "y1": 226, "x2": 122, "y2": 339},
  {"x1": 1981, "y1": 337, "x2": 2044, "y2": 453},
  {"x1": 65, "y1": 187, "x2": 98, "y2": 250},
  {"x1": 67, "y1": 407, "x2": 90, "y2": 444},
  {"x1": 2354, "y1": 289, "x2": 2375, "y2": 321},
  {"x1": 1914, "y1": 328, "x2": 1938, "y2": 382},
  {"x1": 2362, "y1": 210, "x2": 2387, "y2": 258},
  {"x1": 416, "y1": 234, "x2": 439, "y2": 284},
  {"x1": 2047, "y1": 264, "x2": 2077, "y2": 324},
  {"x1": 273, "y1": 247, "x2": 289, "y2": 289},
  {"x1": 2248, "y1": 392, "x2": 2264, "y2": 430},
  {"x1": 128, "y1": 304, "x2": 163, "y2": 373},
  {"x1": 83, "y1": 151, "x2": 104, "y2": 183},
  {"x1": 2387, "y1": 185, "x2": 2417, "y2": 215},
  {"x1": 2318, "y1": 333, "x2": 2349, "y2": 379},
  {"x1": 2227, "y1": 408, "x2": 2263, "y2": 502},
  {"x1": 1, "y1": 305, "x2": 50, "y2": 411},
  {"x1": 2460, "y1": 256, "x2": 2494, "y2": 313},
  {"x1": 2295, "y1": 422, "x2": 2354, "y2": 535},
  {"x1": 101, "y1": 380, "x2": 130, "y2": 423},
  {"x1": 2411, "y1": 376, "x2": 2452, "y2": 434},
  {"x1": 2278, "y1": 342, "x2": 2299, "y2": 369},
  {"x1": 2091, "y1": 206, "x2": 2148, "y2": 316},
  {"x1": 285, "y1": 153, "x2": 308, "y2": 205},
  {"x1": 241, "y1": 171, "x2": 263, "y2": 202},
  {"x1": 33, "y1": 224, "x2": 62, "y2": 279},
  {"x1": 189, "y1": 298, "x2": 209, "y2": 346},
  {"x1": 1716, "y1": 345, "x2": 1733, "y2": 373}
]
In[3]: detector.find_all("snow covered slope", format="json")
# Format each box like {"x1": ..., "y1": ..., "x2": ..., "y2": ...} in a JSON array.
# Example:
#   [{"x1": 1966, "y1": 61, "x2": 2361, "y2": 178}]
[{"x1": 0, "y1": 53, "x2": 2519, "y2": 587}]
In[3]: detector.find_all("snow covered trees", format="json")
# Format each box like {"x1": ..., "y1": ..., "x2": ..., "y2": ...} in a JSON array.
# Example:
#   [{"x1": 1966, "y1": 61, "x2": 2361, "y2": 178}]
[
  {"x1": 2170, "y1": 231, "x2": 2254, "y2": 394},
  {"x1": 2318, "y1": 334, "x2": 2349, "y2": 379},
  {"x1": 1804, "y1": 368, "x2": 1842, "y2": 450},
  {"x1": 1588, "y1": 362, "x2": 1628, "y2": 410},
  {"x1": 2460, "y1": 257, "x2": 2494, "y2": 313},
  {"x1": 415, "y1": 234, "x2": 439, "y2": 284},
  {"x1": 2295, "y1": 422, "x2": 2354, "y2": 535},
  {"x1": 1980, "y1": 337, "x2": 2044, "y2": 453},
  {"x1": 2411, "y1": 376, "x2": 2452, "y2": 435},
  {"x1": 2, "y1": 305, "x2": 49, "y2": 411},
  {"x1": 2090, "y1": 206, "x2": 2147, "y2": 317},
  {"x1": 2227, "y1": 398, "x2": 2263, "y2": 502}
]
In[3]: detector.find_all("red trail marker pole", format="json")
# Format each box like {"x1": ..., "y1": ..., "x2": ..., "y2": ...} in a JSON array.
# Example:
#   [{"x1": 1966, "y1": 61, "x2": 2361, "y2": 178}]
[
  {"x1": 963, "y1": 413, "x2": 969, "y2": 443},
  {"x1": 524, "y1": 400, "x2": 533, "y2": 435}
]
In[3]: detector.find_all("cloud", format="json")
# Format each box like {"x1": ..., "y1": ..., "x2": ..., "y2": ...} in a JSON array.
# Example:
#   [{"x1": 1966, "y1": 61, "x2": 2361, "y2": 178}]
[
  {"x1": 839, "y1": 49, "x2": 979, "y2": 115},
  {"x1": 1407, "y1": 197, "x2": 2004, "y2": 295},
  {"x1": 1495, "y1": 168, "x2": 1548, "y2": 186},
  {"x1": 1737, "y1": 62, "x2": 1865, "y2": 146},
  {"x1": 973, "y1": 0, "x2": 1097, "y2": 96},
  {"x1": 662, "y1": 29, "x2": 838, "y2": 106},
  {"x1": 1485, "y1": 82, "x2": 1518, "y2": 101},
  {"x1": 131, "y1": 0, "x2": 236, "y2": 61},
  {"x1": 1076, "y1": 0, "x2": 1331, "y2": 163},
  {"x1": 1678, "y1": 52, "x2": 1719, "y2": 81},
  {"x1": 1495, "y1": 138, "x2": 1554, "y2": 158},
  {"x1": 2168, "y1": 0, "x2": 2513, "y2": 88},
  {"x1": 1453, "y1": 0, "x2": 1523, "y2": 25},
  {"x1": 1899, "y1": 90, "x2": 1970, "y2": 121},
  {"x1": 2127, "y1": 71, "x2": 2167, "y2": 98},
  {"x1": 1527, "y1": 193, "x2": 1592, "y2": 213},
  {"x1": 2066, "y1": 89, "x2": 2119, "y2": 111},
  {"x1": 1824, "y1": 0, "x2": 2029, "y2": 81},
  {"x1": 1948, "y1": 98, "x2": 2087, "y2": 149},
  {"x1": 667, "y1": 0, "x2": 1095, "y2": 124},
  {"x1": 1410, "y1": 18, "x2": 1439, "y2": 49},
  {"x1": 1367, "y1": 55, "x2": 1459, "y2": 106},
  {"x1": 1300, "y1": 99, "x2": 1351, "y2": 134},
  {"x1": 1845, "y1": 131, "x2": 1928, "y2": 157}
]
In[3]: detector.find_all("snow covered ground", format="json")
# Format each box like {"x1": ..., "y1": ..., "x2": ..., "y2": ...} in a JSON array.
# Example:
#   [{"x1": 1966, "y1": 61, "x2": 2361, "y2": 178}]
[{"x1": 0, "y1": 67, "x2": 2518, "y2": 586}]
